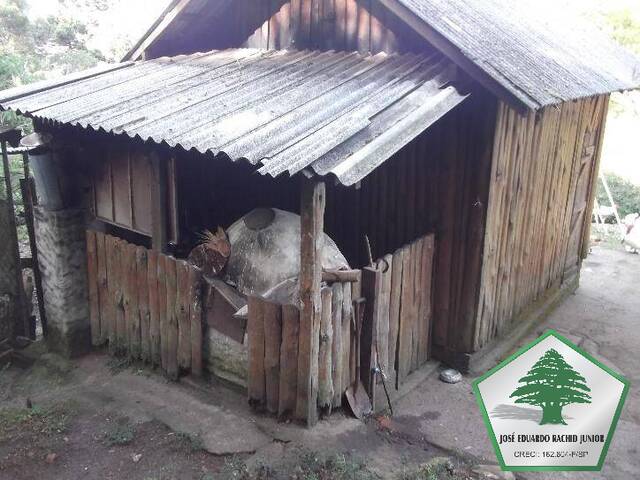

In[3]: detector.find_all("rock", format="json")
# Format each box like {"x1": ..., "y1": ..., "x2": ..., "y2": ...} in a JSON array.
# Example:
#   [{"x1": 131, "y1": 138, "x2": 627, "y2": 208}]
[
  {"x1": 471, "y1": 464, "x2": 515, "y2": 480},
  {"x1": 45, "y1": 453, "x2": 57, "y2": 464},
  {"x1": 439, "y1": 368, "x2": 462, "y2": 384},
  {"x1": 132, "y1": 453, "x2": 142, "y2": 463}
]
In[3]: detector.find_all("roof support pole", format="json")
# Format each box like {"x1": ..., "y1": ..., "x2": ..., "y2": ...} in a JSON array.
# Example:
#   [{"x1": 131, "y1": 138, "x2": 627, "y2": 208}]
[
  {"x1": 296, "y1": 178, "x2": 325, "y2": 426},
  {"x1": 150, "y1": 152, "x2": 168, "y2": 253}
]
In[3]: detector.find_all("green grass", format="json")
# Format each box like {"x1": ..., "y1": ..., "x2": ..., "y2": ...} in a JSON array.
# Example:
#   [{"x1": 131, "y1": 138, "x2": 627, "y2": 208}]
[
  {"x1": 397, "y1": 458, "x2": 466, "y2": 480},
  {"x1": 0, "y1": 402, "x2": 73, "y2": 438},
  {"x1": 104, "y1": 421, "x2": 135, "y2": 446}
]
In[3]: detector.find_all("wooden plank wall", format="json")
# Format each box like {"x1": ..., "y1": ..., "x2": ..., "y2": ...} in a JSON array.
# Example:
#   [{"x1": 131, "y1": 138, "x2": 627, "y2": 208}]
[
  {"x1": 86, "y1": 231, "x2": 204, "y2": 379},
  {"x1": 148, "y1": 0, "x2": 428, "y2": 57},
  {"x1": 474, "y1": 95, "x2": 609, "y2": 351},
  {"x1": 246, "y1": 279, "x2": 358, "y2": 421},
  {"x1": 325, "y1": 93, "x2": 497, "y2": 355}
]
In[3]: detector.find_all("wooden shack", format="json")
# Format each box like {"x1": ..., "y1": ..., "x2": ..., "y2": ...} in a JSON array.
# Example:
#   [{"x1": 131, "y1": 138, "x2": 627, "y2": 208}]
[{"x1": 0, "y1": 0, "x2": 638, "y2": 425}]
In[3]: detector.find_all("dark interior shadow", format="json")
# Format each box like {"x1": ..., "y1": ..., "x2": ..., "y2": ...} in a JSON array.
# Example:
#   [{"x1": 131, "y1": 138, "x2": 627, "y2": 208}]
[{"x1": 490, "y1": 404, "x2": 573, "y2": 424}]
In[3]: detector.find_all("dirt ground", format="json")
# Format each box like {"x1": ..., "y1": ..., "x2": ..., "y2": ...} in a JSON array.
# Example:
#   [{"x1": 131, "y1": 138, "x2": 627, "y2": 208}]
[{"x1": 0, "y1": 245, "x2": 638, "y2": 480}]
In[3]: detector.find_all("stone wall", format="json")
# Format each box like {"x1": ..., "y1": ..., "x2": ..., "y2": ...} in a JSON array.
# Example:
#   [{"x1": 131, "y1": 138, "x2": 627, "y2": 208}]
[{"x1": 34, "y1": 206, "x2": 90, "y2": 357}]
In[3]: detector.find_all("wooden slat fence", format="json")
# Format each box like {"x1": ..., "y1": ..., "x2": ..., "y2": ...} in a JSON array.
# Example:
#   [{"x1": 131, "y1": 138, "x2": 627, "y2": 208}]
[
  {"x1": 86, "y1": 231, "x2": 203, "y2": 379},
  {"x1": 367, "y1": 233, "x2": 435, "y2": 405},
  {"x1": 247, "y1": 279, "x2": 358, "y2": 421}
]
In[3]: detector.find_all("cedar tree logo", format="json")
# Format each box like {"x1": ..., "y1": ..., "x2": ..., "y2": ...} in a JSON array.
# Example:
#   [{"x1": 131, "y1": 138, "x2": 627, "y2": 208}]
[
  {"x1": 473, "y1": 330, "x2": 629, "y2": 471},
  {"x1": 510, "y1": 348, "x2": 592, "y2": 425}
]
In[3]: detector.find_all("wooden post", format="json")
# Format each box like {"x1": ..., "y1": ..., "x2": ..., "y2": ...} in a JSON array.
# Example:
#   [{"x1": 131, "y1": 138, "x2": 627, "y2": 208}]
[
  {"x1": 296, "y1": 179, "x2": 325, "y2": 426},
  {"x1": 279, "y1": 304, "x2": 299, "y2": 418},
  {"x1": 318, "y1": 286, "x2": 333, "y2": 414},
  {"x1": 176, "y1": 260, "x2": 191, "y2": 370},
  {"x1": 248, "y1": 296, "x2": 266, "y2": 410},
  {"x1": 86, "y1": 230, "x2": 100, "y2": 346},
  {"x1": 263, "y1": 301, "x2": 282, "y2": 414},
  {"x1": 361, "y1": 266, "x2": 382, "y2": 406},
  {"x1": 150, "y1": 153, "x2": 168, "y2": 253},
  {"x1": 330, "y1": 282, "x2": 343, "y2": 408},
  {"x1": 188, "y1": 265, "x2": 203, "y2": 377},
  {"x1": 136, "y1": 246, "x2": 150, "y2": 362}
]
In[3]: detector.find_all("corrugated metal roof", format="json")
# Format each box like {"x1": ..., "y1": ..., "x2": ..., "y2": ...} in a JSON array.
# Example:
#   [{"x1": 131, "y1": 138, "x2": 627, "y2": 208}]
[
  {"x1": 394, "y1": 0, "x2": 640, "y2": 110},
  {"x1": 0, "y1": 48, "x2": 466, "y2": 186}
]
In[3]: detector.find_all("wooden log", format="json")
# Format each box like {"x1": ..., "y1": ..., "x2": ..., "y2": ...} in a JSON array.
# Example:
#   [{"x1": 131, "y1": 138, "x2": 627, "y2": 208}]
[
  {"x1": 388, "y1": 247, "x2": 403, "y2": 389},
  {"x1": 114, "y1": 239, "x2": 127, "y2": 355},
  {"x1": 104, "y1": 235, "x2": 116, "y2": 354},
  {"x1": 341, "y1": 278, "x2": 353, "y2": 393},
  {"x1": 263, "y1": 301, "x2": 282, "y2": 414},
  {"x1": 124, "y1": 243, "x2": 140, "y2": 359},
  {"x1": 147, "y1": 250, "x2": 161, "y2": 366},
  {"x1": 136, "y1": 247, "x2": 150, "y2": 362},
  {"x1": 189, "y1": 265, "x2": 203, "y2": 377},
  {"x1": 165, "y1": 256, "x2": 179, "y2": 380},
  {"x1": 279, "y1": 304, "x2": 300, "y2": 418},
  {"x1": 86, "y1": 230, "x2": 100, "y2": 346},
  {"x1": 361, "y1": 266, "x2": 381, "y2": 404},
  {"x1": 158, "y1": 254, "x2": 168, "y2": 370},
  {"x1": 318, "y1": 286, "x2": 333, "y2": 414},
  {"x1": 330, "y1": 283, "x2": 343, "y2": 408},
  {"x1": 321, "y1": 268, "x2": 360, "y2": 283},
  {"x1": 176, "y1": 260, "x2": 191, "y2": 371},
  {"x1": 296, "y1": 179, "x2": 325, "y2": 426},
  {"x1": 418, "y1": 235, "x2": 434, "y2": 365},
  {"x1": 377, "y1": 254, "x2": 392, "y2": 377},
  {"x1": 96, "y1": 232, "x2": 109, "y2": 345},
  {"x1": 248, "y1": 296, "x2": 266, "y2": 410}
]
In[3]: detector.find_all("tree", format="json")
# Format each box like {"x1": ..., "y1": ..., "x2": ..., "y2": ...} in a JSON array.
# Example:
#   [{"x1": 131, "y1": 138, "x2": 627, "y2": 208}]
[{"x1": 510, "y1": 349, "x2": 591, "y2": 425}]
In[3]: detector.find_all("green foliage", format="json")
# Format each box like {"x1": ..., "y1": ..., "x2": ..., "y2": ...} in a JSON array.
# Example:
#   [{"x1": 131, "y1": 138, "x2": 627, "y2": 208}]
[
  {"x1": 597, "y1": 173, "x2": 640, "y2": 219},
  {"x1": 604, "y1": 9, "x2": 640, "y2": 55},
  {"x1": 510, "y1": 349, "x2": 591, "y2": 425},
  {"x1": 104, "y1": 421, "x2": 135, "y2": 446},
  {"x1": 0, "y1": 0, "x2": 105, "y2": 132}
]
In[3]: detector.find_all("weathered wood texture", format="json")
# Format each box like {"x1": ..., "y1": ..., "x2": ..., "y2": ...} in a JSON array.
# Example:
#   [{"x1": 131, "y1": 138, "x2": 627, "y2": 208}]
[
  {"x1": 474, "y1": 96, "x2": 609, "y2": 350},
  {"x1": 324, "y1": 93, "x2": 497, "y2": 355},
  {"x1": 246, "y1": 280, "x2": 354, "y2": 423},
  {"x1": 146, "y1": 0, "x2": 428, "y2": 57},
  {"x1": 368, "y1": 233, "x2": 434, "y2": 397},
  {"x1": 86, "y1": 231, "x2": 205, "y2": 378}
]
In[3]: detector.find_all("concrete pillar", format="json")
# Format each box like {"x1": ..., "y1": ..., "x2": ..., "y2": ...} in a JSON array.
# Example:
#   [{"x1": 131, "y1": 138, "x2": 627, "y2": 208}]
[{"x1": 34, "y1": 206, "x2": 90, "y2": 357}]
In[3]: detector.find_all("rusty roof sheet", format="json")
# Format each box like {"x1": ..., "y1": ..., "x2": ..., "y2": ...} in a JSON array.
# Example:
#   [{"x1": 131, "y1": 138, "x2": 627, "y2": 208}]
[
  {"x1": 396, "y1": 0, "x2": 640, "y2": 110},
  {"x1": 0, "y1": 48, "x2": 466, "y2": 186}
]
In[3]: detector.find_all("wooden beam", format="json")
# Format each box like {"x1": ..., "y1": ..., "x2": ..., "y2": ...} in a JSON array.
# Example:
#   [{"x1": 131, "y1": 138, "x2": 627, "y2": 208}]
[
  {"x1": 150, "y1": 153, "x2": 168, "y2": 253},
  {"x1": 296, "y1": 179, "x2": 325, "y2": 426}
]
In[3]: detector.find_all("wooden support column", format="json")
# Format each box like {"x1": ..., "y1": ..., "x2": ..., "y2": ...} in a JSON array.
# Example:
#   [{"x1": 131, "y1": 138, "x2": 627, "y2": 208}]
[
  {"x1": 296, "y1": 178, "x2": 325, "y2": 426},
  {"x1": 150, "y1": 153, "x2": 168, "y2": 253}
]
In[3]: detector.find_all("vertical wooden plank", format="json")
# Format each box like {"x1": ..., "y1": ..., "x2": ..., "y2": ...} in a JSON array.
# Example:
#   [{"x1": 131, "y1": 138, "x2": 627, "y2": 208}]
[
  {"x1": 176, "y1": 260, "x2": 191, "y2": 371},
  {"x1": 377, "y1": 254, "x2": 392, "y2": 376},
  {"x1": 96, "y1": 232, "x2": 109, "y2": 345},
  {"x1": 418, "y1": 235, "x2": 434, "y2": 364},
  {"x1": 86, "y1": 230, "x2": 100, "y2": 346},
  {"x1": 290, "y1": 0, "x2": 302, "y2": 47},
  {"x1": 279, "y1": 305, "x2": 300, "y2": 417},
  {"x1": 318, "y1": 286, "x2": 334, "y2": 414},
  {"x1": 330, "y1": 283, "x2": 343, "y2": 408},
  {"x1": 165, "y1": 256, "x2": 179, "y2": 380},
  {"x1": 345, "y1": 0, "x2": 358, "y2": 51},
  {"x1": 279, "y1": 0, "x2": 292, "y2": 48},
  {"x1": 136, "y1": 246, "x2": 150, "y2": 362},
  {"x1": 397, "y1": 243, "x2": 413, "y2": 387},
  {"x1": 189, "y1": 265, "x2": 203, "y2": 377},
  {"x1": 147, "y1": 250, "x2": 161, "y2": 366},
  {"x1": 356, "y1": 0, "x2": 370, "y2": 53},
  {"x1": 361, "y1": 266, "x2": 381, "y2": 403},
  {"x1": 296, "y1": 180, "x2": 325, "y2": 426},
  {"x1": 104, "y1": 235, "x2": 117, "y2": 354},
  {"x1": 158, "y1": 254, "x2": 169, "y2": 370},
  {"x1": 341, "y1": 278, "x2": 353, "y2": 393},
  {"x1": 264, "y1": 301, "x2": 282, "y2": 414},
  {"x1": 300, "y1": 0, "x2": 312, "y2": 46},
  {"x1": 112, "y1": 150, "x2": 132, "y2": 227},
  {"x1": 370, "y1": 0, "x2": 385, "y2": 53},
  {"x1": 388, "y1": 247, "x2": 403, "y2": 389},
  {"x1": 150, "y1": 153, "x2": 168, "y2": 253},
  {"x1": 410, "y1": 241, "x2": 421, "y2": 372},
  {"x1": 248, "y1": 297, "x2": 266, "y2": 409},
  {"x1": 125, "y1": 243, "x2": 140, "y2": 359},
  {"x1": 334, "y1": 0, "x2": 346, "y2": 51},
  {"x1": 114, "y1": 239, "x2": 127, "y2": 355},
  {"x1": 321, "y1": 0, "x2": 336, "y2": 50}
]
